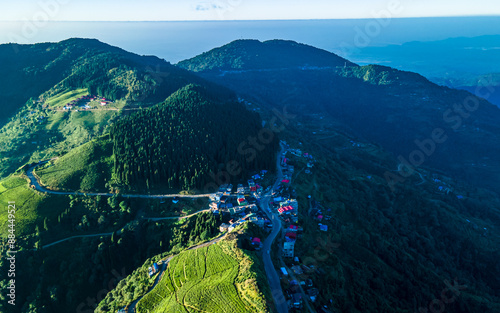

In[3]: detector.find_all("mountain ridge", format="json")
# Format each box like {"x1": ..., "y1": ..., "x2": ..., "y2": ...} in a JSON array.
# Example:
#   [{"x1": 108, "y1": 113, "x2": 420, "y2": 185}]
[{"x1": 177, "y1": 39, "x2": 357, "y2": 72}]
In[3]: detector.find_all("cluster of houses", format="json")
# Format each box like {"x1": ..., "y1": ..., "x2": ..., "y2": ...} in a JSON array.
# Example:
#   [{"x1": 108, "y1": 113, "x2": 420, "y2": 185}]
[
  {"x1": 310, "y1": 199, "x2": 332, "y2": 232},
  {"x1": 62, "y1": 95, "x2": 109, "y2": 110},
  {"x1": 273, "y1": 197, "x2": 301, "y2": 258},
  {"x1": 281, "y1": 258, "x2": 320, "y2": 309},
  {"x1": 218, "y1": 211, "x2": 267, "y2": 235},
  {"x1": 213, "y1": 172, "x2": 271, "y2": 235},
  {"x1": 282, "y1": 145, "x2": 315, "y2": 177},
  {"x1": 430, "y1": 174, "x2": 466, "y2": 199},
  {"x1": 279, "y1": 143, "x2": 331, "y2": 311}
]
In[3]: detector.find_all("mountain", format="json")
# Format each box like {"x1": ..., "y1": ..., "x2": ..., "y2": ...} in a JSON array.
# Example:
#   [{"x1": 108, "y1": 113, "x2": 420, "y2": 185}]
[
  {"x1": 0, "y1": 38, "x2": 210, "y2": 127},
  {"x1": 178, "y1": 39, "x2": 500, "y2": 192},
  {"x1": 0, "y1": 38, "x2": 233, "y2": 179},
  {"x1": 177, "y1": 39, "x2": 355, "y2": 72},
  {"x1": 180, "y1": 39, "x2": 500, "y2": 312}
]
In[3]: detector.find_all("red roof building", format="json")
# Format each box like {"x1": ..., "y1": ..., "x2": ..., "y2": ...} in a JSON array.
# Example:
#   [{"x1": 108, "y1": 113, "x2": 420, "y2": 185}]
[
  {"x1": 288, "y1": 225, "x2": 298, "y2": 232},
  {"x1": 278, "y1": 206, "x2": 294, "y2": 214},
  {"x1": 252, "y1": 237, "x2": 261, "y2": 244}
]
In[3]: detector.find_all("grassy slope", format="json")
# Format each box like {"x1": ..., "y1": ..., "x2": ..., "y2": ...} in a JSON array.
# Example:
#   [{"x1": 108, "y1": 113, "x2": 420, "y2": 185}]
[
  {"x1": 0, "y1": 175, "x2": 69, "y2": 237},
  {"x1": 45, "y1": 88, "x2": 88, "y2": 108},
  {"x1": 136, "y1": 239, "x2": 270, "y2": 313},
  {"x1": 35, "y1": 137, "x2": 113, "y2": 192},
  {"x1": 0, "y1": 95, "x2": 121, "y2": 179}
]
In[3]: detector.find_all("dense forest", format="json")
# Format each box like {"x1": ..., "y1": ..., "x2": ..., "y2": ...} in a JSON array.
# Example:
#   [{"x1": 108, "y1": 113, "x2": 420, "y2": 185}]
[{"x1": 111, "y1": 84, "x2": 278, "y2": 190}]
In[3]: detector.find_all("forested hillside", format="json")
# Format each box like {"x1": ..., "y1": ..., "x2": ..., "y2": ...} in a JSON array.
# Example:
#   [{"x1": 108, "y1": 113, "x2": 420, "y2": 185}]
[
  {"x1": 111, "y1": 84, "x2": 278, "y2": 190},
  {"x1": 179, "y1": 39, "x2": 500, "y2": 192}
]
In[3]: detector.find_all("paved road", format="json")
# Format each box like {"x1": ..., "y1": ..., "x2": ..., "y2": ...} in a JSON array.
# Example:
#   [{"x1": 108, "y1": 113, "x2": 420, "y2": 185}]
[
  {"x1": 41, "y1": 209, "x2": 213, "y2": 249},
  {"x1": 26, "y1": 162, "x2": 213, "y2": 199},
  {"x1": 145, "y1": 209, "x2": 210, "y2": 221},
  {"x1": 41, "y1": 232, "x2": 114, "y2": 249},
  {"x1": 261, "y1": 144, "x2": 289, "y2": 313}
]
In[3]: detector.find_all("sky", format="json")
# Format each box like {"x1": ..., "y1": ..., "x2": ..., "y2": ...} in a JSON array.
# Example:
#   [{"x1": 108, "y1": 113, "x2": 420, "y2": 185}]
[{"x1": 1, "y1": 0, "x2": 500, "y2": 22}]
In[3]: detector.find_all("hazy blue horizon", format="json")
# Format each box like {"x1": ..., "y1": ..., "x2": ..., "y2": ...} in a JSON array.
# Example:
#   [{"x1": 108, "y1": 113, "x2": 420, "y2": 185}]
[{"x1": 1, "y1": 17, "x2": 500, "y2": 63}]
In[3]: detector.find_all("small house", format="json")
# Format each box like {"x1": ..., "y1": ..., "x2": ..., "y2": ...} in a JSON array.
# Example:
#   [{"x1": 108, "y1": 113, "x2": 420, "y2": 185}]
[
  {"x1": 292, "y1": 293, "x2": 302, "y2": 308},
  {"x1": 252, "y1": 237, "x2": 261, "y2": 245},
  {"x1": 291, "y1": 265, "x2": 303, "y2": 275},
  {"x1": 219, "y1": 223, "x2": 230, "y2": 232},
  {"x1": 283, "y1": 241, "x2": 295, "y2": 258},
  {"x1": 280, "y1": 267, "x2": 288, "y2": 276},
  {"x1": 237, "y1": 184, "x2": 245, "y2": 193},
  {"x1": 288, "y1": 225, "x2": 298, "y2": 232},
  {"x1": 237, "y1": 197, "x2": 248, "y2": 206}
]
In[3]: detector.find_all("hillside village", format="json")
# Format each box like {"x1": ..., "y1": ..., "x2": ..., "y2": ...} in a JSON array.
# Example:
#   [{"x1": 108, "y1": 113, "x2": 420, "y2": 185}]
[
  {"x1": 60, "y1": 94, "x2": 110, "y2": 111},
  {"x1": 206, "y1": 140, "x2": 331, "y2": 311}
]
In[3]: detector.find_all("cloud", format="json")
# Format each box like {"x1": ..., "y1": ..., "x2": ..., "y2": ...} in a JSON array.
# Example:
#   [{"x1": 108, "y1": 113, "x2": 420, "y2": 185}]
[{"x1": 195, "y1": 2, "x2": 226, "y2": 11}]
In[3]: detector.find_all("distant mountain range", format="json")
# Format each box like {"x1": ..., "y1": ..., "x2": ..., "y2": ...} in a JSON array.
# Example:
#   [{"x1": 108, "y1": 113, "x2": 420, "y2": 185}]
[{"x1": 348, "y1": 35, "x2": 500, "y2": 106}]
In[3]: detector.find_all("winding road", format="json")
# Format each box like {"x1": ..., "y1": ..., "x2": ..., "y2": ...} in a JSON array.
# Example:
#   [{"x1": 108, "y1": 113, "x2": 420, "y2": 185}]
[
  {"x1": 26, "y1": 161, "x2": 214, "y2": 199},
  {"x1": 41, "y1": 232, "x2": 113, "y2": 249},
  {"x1": 261, "y1": 144, "x2": 289, "y2": 313},
  {"x1": 40, "y1": 208, "x2": 213, "y2": 249}
]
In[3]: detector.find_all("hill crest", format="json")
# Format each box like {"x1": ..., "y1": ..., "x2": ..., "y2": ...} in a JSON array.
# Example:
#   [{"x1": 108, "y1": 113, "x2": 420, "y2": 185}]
[{"x1": 177, "y1": 39, "x2": 357, "y2": 72}]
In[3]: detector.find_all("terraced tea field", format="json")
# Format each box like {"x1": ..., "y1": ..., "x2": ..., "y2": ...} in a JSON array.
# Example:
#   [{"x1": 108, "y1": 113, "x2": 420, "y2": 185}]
[{"x1": 137, "y1": 243, "x2": 259, "y2": 313}]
